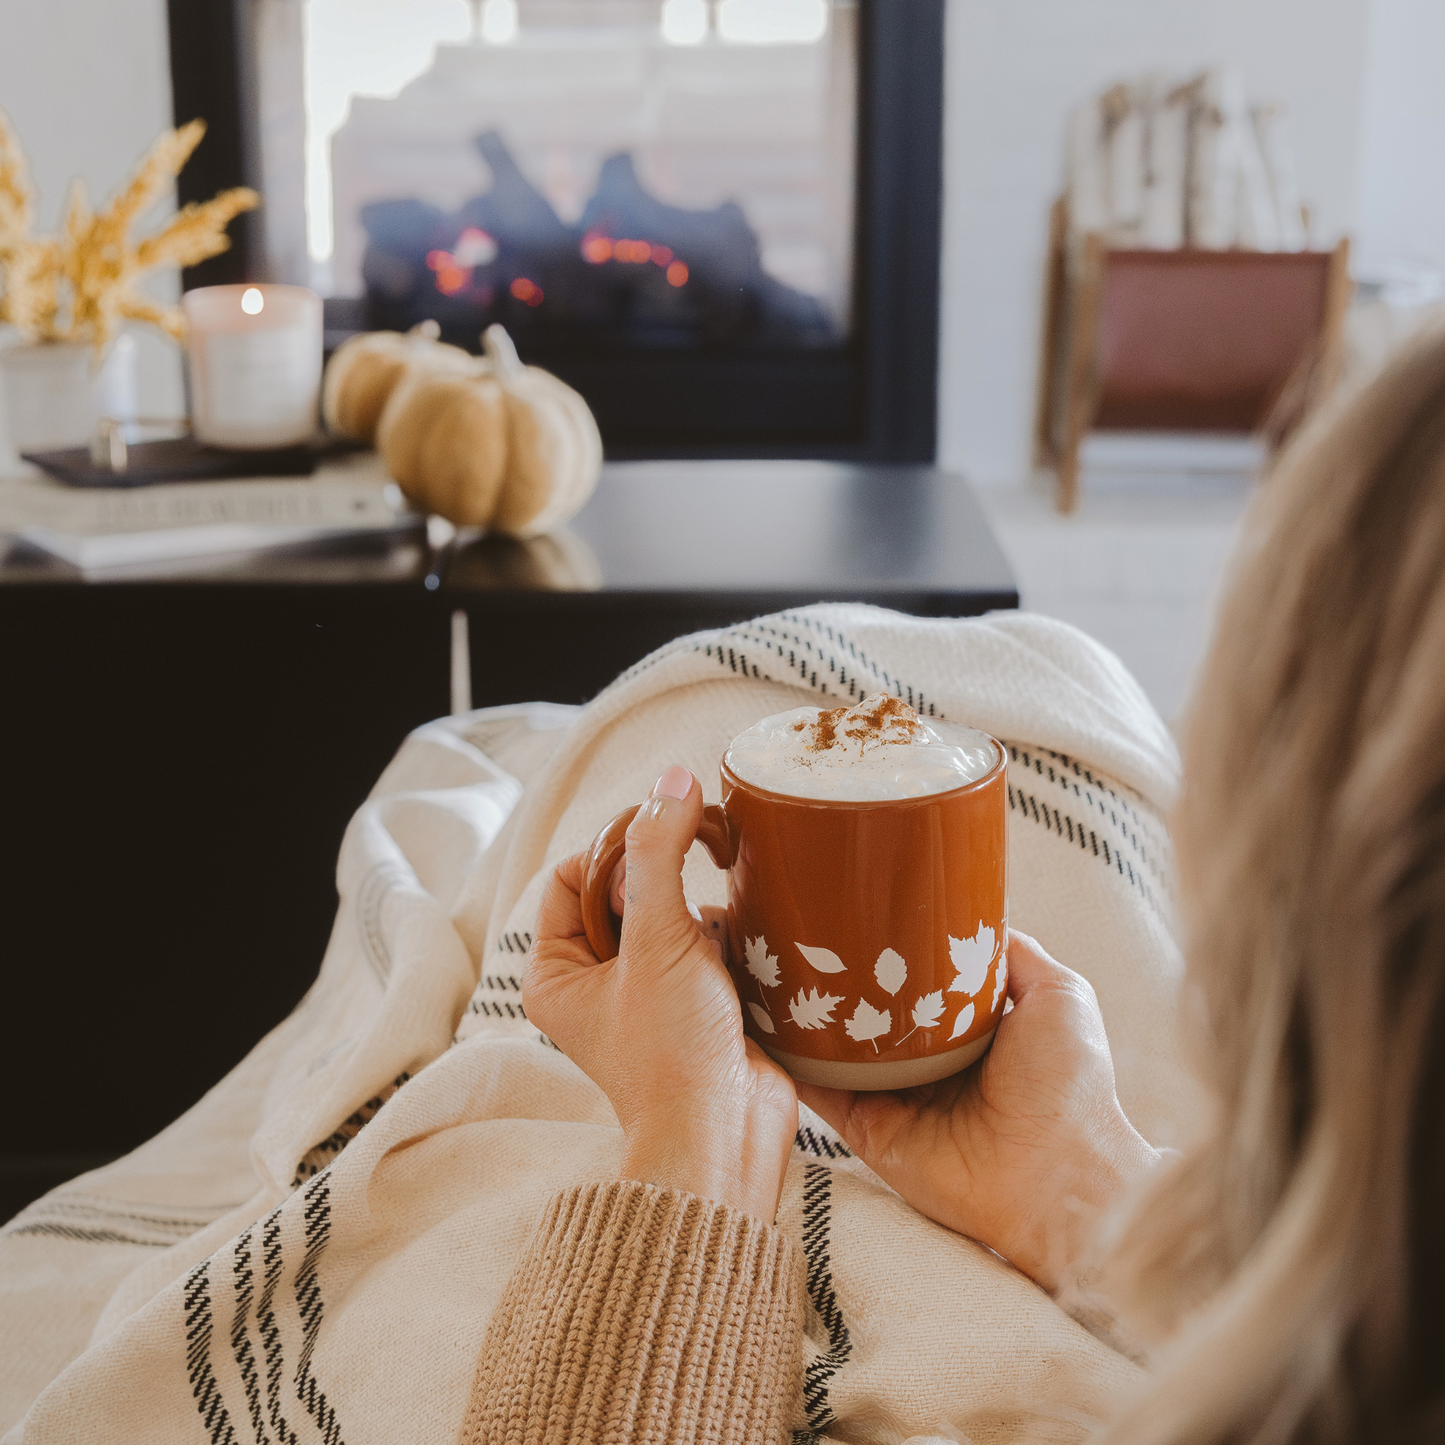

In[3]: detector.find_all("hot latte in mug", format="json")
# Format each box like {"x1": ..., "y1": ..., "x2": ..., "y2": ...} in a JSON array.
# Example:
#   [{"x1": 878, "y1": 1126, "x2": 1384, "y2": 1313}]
[
  {"x1": 581, "y1": 694, "x2": 1009, "y2": 1089},
  {"x1": 725, "y1": 694, "x2": 998, "y2": 802}
]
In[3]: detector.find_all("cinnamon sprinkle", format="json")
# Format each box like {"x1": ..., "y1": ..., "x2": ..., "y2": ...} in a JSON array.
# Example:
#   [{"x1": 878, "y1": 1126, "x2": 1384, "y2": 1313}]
[{"x1": 800, "y1": 692, "x2": 922, "y2": 754}]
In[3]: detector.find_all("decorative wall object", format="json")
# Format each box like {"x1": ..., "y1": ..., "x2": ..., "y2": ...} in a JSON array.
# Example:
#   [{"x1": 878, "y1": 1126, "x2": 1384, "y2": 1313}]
[{"x1": 1065, "y1": 68, "x2": 1307, "y2": 254}]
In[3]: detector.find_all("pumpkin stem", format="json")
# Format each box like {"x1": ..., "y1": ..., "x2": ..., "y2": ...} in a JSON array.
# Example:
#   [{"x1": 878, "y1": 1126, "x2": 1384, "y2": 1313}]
[{"x1": 481, "y1": 323, "x2": 525, "y2": 381}]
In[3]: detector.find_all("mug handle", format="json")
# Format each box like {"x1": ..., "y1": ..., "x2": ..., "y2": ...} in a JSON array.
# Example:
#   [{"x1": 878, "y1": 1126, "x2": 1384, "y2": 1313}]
[{"x1": 580, "y1": 800, "x2": 732, "y2": 961}]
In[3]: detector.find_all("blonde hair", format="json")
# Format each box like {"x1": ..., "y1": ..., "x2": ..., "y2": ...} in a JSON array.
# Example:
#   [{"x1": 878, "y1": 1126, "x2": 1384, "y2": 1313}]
[{"x1": 1101, "y1": 326, "x2": 1445, "y2": 1443}]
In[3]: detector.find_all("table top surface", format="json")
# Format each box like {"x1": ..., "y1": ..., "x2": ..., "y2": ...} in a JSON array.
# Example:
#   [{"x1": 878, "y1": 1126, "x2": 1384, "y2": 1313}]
[{"x1": 0, "y1": 459, "x2": 1017, "y2": 606}]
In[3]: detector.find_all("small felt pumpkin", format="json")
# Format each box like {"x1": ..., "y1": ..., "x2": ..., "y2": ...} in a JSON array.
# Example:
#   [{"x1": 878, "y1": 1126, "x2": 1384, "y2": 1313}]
[
  {"x1": 322, "y1": 320, "x2": 474, "y2": 444},
  {"x1": 376, "y1": 365, "x2": 508, "y2": 527},
  {"x1": 377, "y1": 325, "x2": 601, "y2": 537}
]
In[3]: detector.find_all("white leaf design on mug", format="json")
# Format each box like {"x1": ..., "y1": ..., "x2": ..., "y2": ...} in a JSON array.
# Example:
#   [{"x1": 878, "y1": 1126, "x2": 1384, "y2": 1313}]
[
  {"x1": 743, "y1": 935, "x2": 780, "y2": 989},
  {"x1": 912, "y1": 990, "x2": 945, "y2": 1029},
  {"x1": 949, "y1": 1001, "x2": 976, "y2": 1040},
  {"x1": 894, "y1": 989, "x2": 946, "y2": 1047},
  {"x1": 947, "y1": 923, "x2": 997, "y2": 996},
  {"x1": 990, "y1": 952, "x2": 1009, "y2": 1013},
  {"x1": 845, "y1": 999, "x2": 891, "y2": 1051},
  {"x1": 789, "y1": 988, "x2": 844, "y2": 1030},
  {"x1": 874, "y1": 948, "x2": 907, "y2": 995},
  {"x1": 797, "y1": 944, "x2": 847, "y2": 974},
  {"x1": 747, "y1": 1002, "x2": 776, "y2": 1035}
]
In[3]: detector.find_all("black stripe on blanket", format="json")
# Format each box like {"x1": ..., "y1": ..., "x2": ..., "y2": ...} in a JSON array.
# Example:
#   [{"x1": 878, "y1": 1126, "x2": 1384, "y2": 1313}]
[
  {"x1": 614, "y1": 609, "x2": 940, "y2": 715},
  {"x1": 1008, "y1": 744, "x2": 1168, "y2": 886},
  {"x1": 693, "y1": 614, "x2": 940, "y2": 717},
  {"x1": 3, "y1": 1192, "x2": 240, "y2": 1248},
  {"x1": 794, "y1": 1162, "x2": 852, "y2": 1442},
  {"x1": 184, "y1": 1259, "x2": 240, "y2": 1444},
  {"x1": 230, "y1": 1226, "x2": 269, "y2": 1445},
  {"x1": 292, "y1": 1071, "x2": 412, "y2": 1187},
  {"x1": 296, "y1": 1175, "x2": 345, "y2": 1444},
  {"x1": 257, "y1": 1206, "x2": 301, "y2": 1443},
  {"x1": 794, "y1": 1125, "x2": 853, "y2": 1161},
  {"x1": 354, "y1": 860, "x2": 416, "y2": 986},
  {"x1": 1004, "y1": 748, "x2": 1171, "y2": 922},
  {"x1": 8, "y1": 1223, "x2": 175, "y2": 1248},
  {"x1": 463, "y1": 997, "x2": 529, "y2": 1022},
  {"x1": 187, "y1": 1173, "x2": 348, "y2": 1445}
]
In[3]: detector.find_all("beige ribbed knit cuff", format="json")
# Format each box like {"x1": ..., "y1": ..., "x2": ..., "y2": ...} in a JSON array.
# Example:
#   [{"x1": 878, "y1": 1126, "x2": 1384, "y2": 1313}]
[{"x1": 460, "y1": 1179, "x2": 804, "y2": 1445}]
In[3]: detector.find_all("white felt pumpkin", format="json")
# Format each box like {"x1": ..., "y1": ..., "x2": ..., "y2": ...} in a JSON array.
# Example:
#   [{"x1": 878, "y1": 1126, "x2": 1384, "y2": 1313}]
[
  {"x1": 376, "y1": 325, "x2": 602, "y2": 537},
  {"x1": 322, "y1": 320, "x2": 474, "y2": 444}
]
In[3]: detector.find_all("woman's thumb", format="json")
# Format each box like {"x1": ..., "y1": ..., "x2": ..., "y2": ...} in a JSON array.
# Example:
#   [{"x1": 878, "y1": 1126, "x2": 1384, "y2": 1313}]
[{"x1": 618, "y1": 766, "x2": 702, "y2": 959}]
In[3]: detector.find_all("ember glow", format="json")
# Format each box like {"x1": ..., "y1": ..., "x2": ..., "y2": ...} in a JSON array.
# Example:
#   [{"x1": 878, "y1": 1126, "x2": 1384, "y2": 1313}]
[
  {"x1": 361, "y1": 135, "x2": 835, "y2": 342},
  {"x1": 425, "y1": 249, "x2": 469, "y2": 295},
  {"x1": 424, "y1": 228, "x2": 499, "y2": 296},
  {"x1": 579, "y1": 230, "x2": 686, "y2": 284},
  {"x1": 581, "y1": 233, "x2": 613, "y2": 264}
]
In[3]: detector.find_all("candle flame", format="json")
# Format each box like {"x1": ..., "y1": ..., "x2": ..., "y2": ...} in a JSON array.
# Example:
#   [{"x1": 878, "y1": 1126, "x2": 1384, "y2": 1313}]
[{"x1": 241, "y1": 287, "x2": 264, "y2": 315}]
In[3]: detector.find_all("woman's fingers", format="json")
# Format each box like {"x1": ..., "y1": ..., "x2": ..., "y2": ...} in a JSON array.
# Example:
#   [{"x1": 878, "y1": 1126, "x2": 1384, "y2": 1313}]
[
  {"x1": 533, "y1": 851, "x2": 590, "y2": 946},
  {"x1": 694, "y1": 904, "x2": 728, "y2": 964},
  {"x1": 617, "y1": 767, "x2": 706, "y2": 967},
  {"x1": 610, "y1": 876, "x2": 728, "y2": 964},
  {"x1": 1004, "y1": 928, "x2": 1091, "y2": 1003},
  {"x1": 794, "y1": 1082, "x2": 854, "y2": 1136}
]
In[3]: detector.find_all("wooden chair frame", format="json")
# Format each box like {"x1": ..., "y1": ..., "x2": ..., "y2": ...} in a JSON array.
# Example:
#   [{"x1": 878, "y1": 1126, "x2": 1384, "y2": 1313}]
[{"x1": 1035, "y1": 198, "x2": 1353, "y2": 513}]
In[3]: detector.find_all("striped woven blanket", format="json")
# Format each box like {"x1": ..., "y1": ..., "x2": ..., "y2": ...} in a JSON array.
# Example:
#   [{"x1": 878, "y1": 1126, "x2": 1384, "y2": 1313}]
[{"x1": 1, "y1": 604, "x2": 1201, "y2": 1443}]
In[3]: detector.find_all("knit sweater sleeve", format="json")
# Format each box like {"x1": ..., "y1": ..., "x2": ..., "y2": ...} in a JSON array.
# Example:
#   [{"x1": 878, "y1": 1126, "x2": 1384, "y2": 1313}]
[{"x1": 459, "y1": 1179, "x2": 805, "y2": 1445}]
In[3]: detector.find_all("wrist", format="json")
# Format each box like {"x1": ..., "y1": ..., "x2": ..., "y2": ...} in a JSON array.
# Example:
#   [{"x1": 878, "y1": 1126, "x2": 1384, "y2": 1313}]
[
  {"x1": 1018, "y1": 1109, "x2": 1160, "y2": 1294},
  {"x1": 620, "y1": 1095, "x2": 795, "y2": 1221}
]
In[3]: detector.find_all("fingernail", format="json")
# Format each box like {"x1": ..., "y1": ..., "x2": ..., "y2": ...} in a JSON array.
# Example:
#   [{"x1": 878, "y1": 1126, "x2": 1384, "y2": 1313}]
[{"x1": 652, "y1": 765, "x2": 693, "y2": 801}]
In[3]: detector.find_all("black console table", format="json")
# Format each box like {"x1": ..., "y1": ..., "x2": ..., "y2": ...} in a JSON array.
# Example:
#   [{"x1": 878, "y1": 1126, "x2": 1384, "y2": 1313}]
[{"x1": 0, "y1": 461, "x2": 1015, "y2": 1219}]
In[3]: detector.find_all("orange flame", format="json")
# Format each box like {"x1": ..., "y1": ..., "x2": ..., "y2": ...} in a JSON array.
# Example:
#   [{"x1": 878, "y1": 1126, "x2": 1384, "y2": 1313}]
[
  {"x1": 581, "y1": 232, "x2": 612, "y2": 264},
  {"x1": 426, "y1": 249, "x2": 469, "y2": 295}
]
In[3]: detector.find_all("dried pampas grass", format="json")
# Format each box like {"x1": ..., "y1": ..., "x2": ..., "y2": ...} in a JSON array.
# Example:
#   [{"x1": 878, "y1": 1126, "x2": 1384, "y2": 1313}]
[{"x1": 0, "y1": 111, "x2": 258, "y2": 350}]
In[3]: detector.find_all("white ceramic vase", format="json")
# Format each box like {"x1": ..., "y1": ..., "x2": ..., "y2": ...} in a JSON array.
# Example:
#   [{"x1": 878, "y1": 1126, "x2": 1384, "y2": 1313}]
[{"x1": 0, "y1": 334, "x2": 138, "y2": 456}]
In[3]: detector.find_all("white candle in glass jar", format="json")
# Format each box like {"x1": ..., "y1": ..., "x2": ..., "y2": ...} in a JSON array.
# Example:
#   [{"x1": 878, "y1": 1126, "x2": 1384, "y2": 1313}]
[{"x1": 183, "y1": 284, "x2": 322, "y2": 449}]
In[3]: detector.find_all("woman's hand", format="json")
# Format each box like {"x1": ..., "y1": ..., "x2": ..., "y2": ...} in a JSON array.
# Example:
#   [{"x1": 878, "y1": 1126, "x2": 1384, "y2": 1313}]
[
  {"x1": 524, "y1": 765, "x2": 798, "y2": 1221},
  {"x1": 797, "y1": 931, "x2": 1158, "y2": 1291}
]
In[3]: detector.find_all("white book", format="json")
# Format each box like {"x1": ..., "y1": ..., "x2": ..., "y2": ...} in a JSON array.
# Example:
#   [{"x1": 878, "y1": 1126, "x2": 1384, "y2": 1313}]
[{"x1": 0, "y1": 452, "x2": 416, "y2": 571}]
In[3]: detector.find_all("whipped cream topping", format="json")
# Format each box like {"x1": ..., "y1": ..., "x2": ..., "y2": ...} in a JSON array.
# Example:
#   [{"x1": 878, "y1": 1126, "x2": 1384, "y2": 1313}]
[{"x1": 724, "y1": 693, "x2": 997, "y2": 801}]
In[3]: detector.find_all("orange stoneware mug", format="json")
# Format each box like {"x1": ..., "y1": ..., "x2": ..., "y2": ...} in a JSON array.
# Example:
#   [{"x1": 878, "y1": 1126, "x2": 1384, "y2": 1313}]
[{"x1": 579, "y1": 703, "x2": 1009, "y2": 1090}]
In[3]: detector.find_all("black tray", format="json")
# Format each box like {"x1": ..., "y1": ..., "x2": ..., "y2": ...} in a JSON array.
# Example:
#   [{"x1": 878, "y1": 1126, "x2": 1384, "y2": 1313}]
[{"x1": 20, "y1": 436, "x2": 351, "y2": 488}]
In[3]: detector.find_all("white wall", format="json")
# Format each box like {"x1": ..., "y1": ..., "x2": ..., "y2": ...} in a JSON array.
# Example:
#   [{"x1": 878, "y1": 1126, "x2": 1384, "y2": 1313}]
[
  {"x1": 1352, "y1": 0, "x2": 1445, "y2": 280},
  {"x1": 0, "y1": 0, "x2": 184, "y2": 417},
  {"x1": 935, "y1": 0, "x2": 1375, "y2": 485}
]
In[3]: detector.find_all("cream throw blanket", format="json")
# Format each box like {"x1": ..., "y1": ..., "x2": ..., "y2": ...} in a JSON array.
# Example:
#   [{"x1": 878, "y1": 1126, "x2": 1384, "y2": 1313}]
[{"x1": 0, "y1": 604, "x2": 1202, "y2": 1444}]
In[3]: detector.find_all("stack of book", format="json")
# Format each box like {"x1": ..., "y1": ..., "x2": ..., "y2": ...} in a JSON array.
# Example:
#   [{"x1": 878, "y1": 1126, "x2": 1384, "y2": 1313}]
[{"x1": 0, "y1": 449, "x2": 415, "y2": 571}]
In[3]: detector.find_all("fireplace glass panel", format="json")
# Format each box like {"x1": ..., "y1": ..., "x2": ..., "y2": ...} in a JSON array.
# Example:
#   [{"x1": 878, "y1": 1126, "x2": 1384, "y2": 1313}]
[{"x1": 268, "y1": 0, "x2": 858, "y2": 354}]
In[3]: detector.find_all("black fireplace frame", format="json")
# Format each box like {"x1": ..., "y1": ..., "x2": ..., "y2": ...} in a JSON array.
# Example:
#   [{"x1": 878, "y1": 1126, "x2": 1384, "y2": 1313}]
[{"x1": 168, "y1": 0, "x2": 945, "y2": 462}]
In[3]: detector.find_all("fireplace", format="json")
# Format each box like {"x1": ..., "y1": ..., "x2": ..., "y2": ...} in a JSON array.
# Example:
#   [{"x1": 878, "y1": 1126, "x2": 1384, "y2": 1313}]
[{"x1": 168, "y1": 0, "x2": 944, "y2": 459}]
